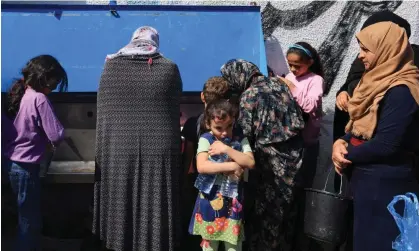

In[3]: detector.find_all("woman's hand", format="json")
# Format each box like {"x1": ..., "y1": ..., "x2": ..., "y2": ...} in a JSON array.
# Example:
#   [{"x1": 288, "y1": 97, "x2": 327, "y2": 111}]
[
  {"x1": 278, "y1": 76, "x2": 296, "y2": 92},
  {"x1": 332, "y1": 139, "x2": 352, "y2": 175},
  {"x1": 336, "y1": 91, "x2": 350, "y2": 112},
  {"x1": 208, "y1": 141, "x2": 229, "y2": 156}
]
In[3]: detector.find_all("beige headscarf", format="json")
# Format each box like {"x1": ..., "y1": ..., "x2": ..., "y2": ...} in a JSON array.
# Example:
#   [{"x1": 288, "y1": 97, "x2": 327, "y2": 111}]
[{"x1": 345, "y1": 22, "x2": 419, "y2": 139}]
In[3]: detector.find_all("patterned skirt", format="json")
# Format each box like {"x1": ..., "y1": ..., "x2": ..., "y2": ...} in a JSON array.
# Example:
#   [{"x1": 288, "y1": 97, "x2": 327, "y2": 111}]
[
  {"x1": 248, "y1": 139, "x2": 304, "y2": 251},
  {"x1": 188, "y1": 186, "x2": 245, "y2": 246}
]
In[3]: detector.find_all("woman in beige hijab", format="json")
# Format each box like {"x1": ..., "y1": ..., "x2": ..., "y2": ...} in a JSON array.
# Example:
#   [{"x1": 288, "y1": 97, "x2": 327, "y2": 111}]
[{"x1": 332, "y1": 22, "x2": 419, "y2": 251}]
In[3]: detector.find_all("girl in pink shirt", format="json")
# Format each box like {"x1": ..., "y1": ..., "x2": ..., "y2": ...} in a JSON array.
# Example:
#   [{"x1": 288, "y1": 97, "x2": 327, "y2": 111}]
[
  {"x1": 283, "y1": 42, "x2": 324, "y2": 188},
  {"x1": 285, "y1": 42, "x2": 324, "y2": 145},
  {"x1": 283, "y1": 41, "x2": 325, "y2": 251}
]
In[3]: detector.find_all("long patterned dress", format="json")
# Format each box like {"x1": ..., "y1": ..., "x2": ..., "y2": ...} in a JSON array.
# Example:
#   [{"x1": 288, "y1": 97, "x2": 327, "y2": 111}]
[
  {"x1": 239, "y1": 77, "x2": 305, "y2": 251},
  {"x1": 93, "y1": 54, "x2": 182, "y2": 251}
]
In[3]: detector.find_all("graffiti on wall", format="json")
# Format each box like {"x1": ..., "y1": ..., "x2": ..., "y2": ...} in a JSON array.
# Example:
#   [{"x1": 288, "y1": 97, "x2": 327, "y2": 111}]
[{"x1": 262, "y1": 1, "x2": 402, "y2": 95}]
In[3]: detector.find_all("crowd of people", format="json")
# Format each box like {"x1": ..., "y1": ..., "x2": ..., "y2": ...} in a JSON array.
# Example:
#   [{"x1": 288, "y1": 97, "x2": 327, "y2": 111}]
[{"x1": 2, "y1": 10, "x2": 419, "y2": 251}]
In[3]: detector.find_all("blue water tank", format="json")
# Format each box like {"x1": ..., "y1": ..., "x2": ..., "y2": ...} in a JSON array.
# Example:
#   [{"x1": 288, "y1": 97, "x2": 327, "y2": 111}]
[{"x1": 1, "y1": 3, "x2": 267, "y2": 92}]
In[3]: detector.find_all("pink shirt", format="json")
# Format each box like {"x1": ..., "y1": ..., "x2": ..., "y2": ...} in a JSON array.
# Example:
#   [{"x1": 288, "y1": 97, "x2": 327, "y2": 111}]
[{"x1": 286, "y1": 72, "x2": 324, "y2": 145}]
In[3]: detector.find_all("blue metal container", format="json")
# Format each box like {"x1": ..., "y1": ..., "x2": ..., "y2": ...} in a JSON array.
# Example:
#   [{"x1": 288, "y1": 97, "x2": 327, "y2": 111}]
[{"x1": 1, "y1": 2, "x2": 267, "y2": 92}]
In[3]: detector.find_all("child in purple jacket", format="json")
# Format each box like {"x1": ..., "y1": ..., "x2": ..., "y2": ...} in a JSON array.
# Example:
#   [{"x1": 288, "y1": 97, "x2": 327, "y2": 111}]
[{"x1": 2, "y1": 55, "x2": 67, "y2": 251}]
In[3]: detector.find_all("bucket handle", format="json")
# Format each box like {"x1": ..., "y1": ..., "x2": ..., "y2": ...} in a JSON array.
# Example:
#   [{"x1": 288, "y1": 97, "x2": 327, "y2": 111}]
[{"x1": 323, "y1": 166, "x2": 343, "y2": 195}]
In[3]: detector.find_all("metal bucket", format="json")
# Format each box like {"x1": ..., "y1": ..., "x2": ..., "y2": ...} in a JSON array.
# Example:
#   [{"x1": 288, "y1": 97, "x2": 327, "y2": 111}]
[{"x1": 303, "y1": 168, "x2": 352, "y2": 245}]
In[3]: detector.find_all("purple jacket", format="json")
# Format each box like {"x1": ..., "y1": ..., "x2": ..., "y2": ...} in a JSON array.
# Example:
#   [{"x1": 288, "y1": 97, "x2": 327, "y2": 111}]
[{"x1": 3, "y1": 88, "x2": 64, "y2": 163}]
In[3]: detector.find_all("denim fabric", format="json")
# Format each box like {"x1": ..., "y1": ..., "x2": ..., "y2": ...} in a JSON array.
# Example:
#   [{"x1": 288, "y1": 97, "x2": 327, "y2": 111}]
[
  {"x1": 6, "y1": 160, "x2": 42, "y2": 251},
  {"x1": 194, "y1": 133, "x2": 243, "y2": 198}
]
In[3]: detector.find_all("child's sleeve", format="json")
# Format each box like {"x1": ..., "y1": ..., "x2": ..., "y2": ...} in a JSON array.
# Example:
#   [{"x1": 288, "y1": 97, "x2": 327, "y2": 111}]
[
  {"x1": 288, "y1": 75, "x2": 324, "y2": 114},
  {"x1": 241, "y1": 137, "x2": 253, "y2": 153},
  {"x1": 196, "y1": 137, "x2": 211, "y2": 155},
  {"x1": 36, "y1": 95, "x2": 65, "y2": 146}
]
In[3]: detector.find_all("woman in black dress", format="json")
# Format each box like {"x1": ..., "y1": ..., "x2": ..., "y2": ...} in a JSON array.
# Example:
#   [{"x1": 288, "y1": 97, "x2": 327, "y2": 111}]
[{"x1": 93, "y1": 26, "x2": 182, "y2": 251}]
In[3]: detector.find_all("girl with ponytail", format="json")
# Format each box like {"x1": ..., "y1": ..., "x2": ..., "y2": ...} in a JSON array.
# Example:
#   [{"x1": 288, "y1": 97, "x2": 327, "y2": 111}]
[{"x1": 3, "y1": 55, "x2": 67, "y2": 251}]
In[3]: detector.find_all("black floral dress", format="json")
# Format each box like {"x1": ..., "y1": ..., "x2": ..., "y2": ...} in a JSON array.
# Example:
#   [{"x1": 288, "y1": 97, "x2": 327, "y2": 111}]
[{"x1": 221, "y1": 59, "x2": 305, "y2": 251}]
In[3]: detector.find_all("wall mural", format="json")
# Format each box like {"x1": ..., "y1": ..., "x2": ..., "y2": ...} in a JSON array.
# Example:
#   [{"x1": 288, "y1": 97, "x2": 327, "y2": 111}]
[
  {"x1": 259, "y1": 0, "x2": 418, "y2": 183},
  {"x1": 262, "y1": 0, "x2": 402, "y2": 95}
]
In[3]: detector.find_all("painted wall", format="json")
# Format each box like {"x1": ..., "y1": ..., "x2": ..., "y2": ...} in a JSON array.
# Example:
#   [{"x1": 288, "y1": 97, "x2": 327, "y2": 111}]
[
  {"x1": 88, "y1": 0, "x2": 419, "y2": 182},
  {"x1": 259, "y1": 1, "x2": 419, "y2": 176},
  {"x1": 259, "y1": 1, "x2": 419, "y2": 177}
]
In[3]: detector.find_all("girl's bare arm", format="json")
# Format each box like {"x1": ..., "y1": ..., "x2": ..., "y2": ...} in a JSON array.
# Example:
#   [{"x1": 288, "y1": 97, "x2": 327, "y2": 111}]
[
  {"x1": 208, "y1": 140, "x2": 255, "y2": 169},
  {"x1": 225, "y1": 148, "x2": 255, "y2": 170},
  {"x1": 196, "y1": 152, "x2": 241, "y2": 174}
]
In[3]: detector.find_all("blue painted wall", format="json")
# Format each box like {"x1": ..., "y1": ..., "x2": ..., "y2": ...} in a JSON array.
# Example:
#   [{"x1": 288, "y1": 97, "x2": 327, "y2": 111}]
[{"x1": 1, "y1": 4, "x2": 266, "y2": 92}]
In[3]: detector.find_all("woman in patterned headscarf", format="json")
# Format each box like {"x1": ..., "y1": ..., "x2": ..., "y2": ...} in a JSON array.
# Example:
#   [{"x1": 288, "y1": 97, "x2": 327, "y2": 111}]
[
  {"x1": 93, "y1": 26, "x2": 182, "y2": 251},
  {"x1": 221, "y1": 59, "x2": 305, "y2": 251}
]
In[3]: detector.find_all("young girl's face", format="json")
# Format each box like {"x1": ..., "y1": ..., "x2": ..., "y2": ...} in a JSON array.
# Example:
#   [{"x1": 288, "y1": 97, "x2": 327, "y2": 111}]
[
  {"x1": 41, "y1": 78, "x2": 59, "y2": 95},
  {"x1": 209, "y1": 115, "x2": 234, "y2": 140},
  {"x1": 287, "y1": 52, "x2": 313, "y2": 77}
]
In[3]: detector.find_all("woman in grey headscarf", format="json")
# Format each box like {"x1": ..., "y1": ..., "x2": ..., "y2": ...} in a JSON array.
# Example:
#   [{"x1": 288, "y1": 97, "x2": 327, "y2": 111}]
[
  {"x1": 93, "y1": 26, "x2": 182, "y2": 251},
  {"x1": 221, "y1": 59, "x2": 305, "y2": 251}
]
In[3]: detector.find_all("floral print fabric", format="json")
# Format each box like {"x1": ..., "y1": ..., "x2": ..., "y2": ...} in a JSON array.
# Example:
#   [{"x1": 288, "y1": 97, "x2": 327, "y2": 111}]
[
  {"x1": 243, "y1": 78, "x2": 304, "y2": 251},
  {"x1": 239, "y1": 76, "x2": 304, "y2": 146},
  {"x1": 248, "y1": 140, "x2": 303, "y2": 251},
  {"x1": 221, "y1": 59, "x2": 261, "y2": 95},
  {"x1": 220, "y1": 59, "x2": 305, "y2": 251},
  {"x1": 221, "y1": 59, "x2": 304, "y2": 145},
  {"x1": 189, "y1": 191, "x2": 245, "y2": 245}
]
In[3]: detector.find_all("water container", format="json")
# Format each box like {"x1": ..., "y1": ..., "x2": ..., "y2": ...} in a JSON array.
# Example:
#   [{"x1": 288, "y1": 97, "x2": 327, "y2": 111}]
[
  {"x1": 209, "y1": 137, "x2": 240, "y2": 198},
  {"x1": 304, "y1": 167, "x2": 353, "y2": 245}
]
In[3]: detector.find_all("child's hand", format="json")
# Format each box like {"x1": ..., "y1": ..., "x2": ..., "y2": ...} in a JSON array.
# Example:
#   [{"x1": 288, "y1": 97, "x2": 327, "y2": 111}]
[
  {"x1": 233, "y1": 167, "x2": 244, "y2": 179},
  {"x1": 209, "y1": 141, "x2": 229, "y2": 156},
  {"x1": 227, "y1": 163, "x2": 244, "y2": 180},
  {"x1": 279, "y1": 77, "x2": 296, "y2": 92}
]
